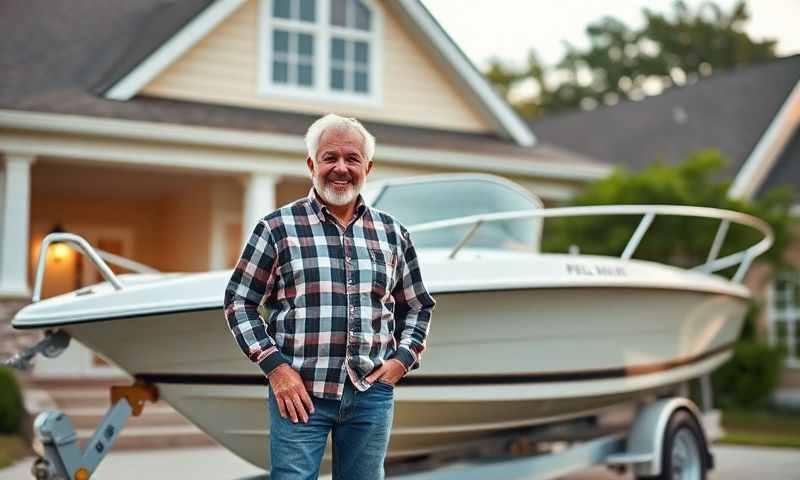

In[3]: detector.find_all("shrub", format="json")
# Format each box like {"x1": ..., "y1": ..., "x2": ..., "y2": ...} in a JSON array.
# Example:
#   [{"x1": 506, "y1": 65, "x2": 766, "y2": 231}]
[
  {"x1": 713, "y1": 340, "x2": 785, "y2": 409},
  {"x1": 0, "y1": 367, "x2": 24, "y2": 434}
]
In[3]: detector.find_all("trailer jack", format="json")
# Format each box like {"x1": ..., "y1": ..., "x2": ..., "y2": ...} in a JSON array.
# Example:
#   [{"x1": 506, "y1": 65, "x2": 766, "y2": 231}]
[{"x1": 31, "y1": 382, "x2": 159, "y2": 480}]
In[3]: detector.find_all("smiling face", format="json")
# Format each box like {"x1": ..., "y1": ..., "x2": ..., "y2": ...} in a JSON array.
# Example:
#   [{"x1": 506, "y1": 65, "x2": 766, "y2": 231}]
[{"x1": 307, "y1": 126, "x2": 373, "y2": 207}]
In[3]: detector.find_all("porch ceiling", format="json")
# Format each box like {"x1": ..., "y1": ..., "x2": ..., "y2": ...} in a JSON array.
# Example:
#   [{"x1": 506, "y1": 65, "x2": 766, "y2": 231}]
[{"x1": 31, "y1": 158, "x2": 230, "y2": 200}]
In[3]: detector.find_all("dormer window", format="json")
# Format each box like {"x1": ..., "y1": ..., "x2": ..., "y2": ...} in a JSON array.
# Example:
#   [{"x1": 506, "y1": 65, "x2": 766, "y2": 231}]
[{"x1": 259, "y1": 0, "x2": 381, "y2": 104}]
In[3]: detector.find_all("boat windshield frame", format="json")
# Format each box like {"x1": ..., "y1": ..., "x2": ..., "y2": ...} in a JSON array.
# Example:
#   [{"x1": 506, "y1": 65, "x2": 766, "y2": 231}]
[{"x1": 406, "y1": 204, "x2": 773, "y2": 284}]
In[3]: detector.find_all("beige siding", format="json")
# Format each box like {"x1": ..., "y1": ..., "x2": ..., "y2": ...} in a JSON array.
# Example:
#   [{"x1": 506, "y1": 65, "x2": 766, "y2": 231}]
[{"x1": 141, "y1": 0, "x2": 491, "y2": 132}]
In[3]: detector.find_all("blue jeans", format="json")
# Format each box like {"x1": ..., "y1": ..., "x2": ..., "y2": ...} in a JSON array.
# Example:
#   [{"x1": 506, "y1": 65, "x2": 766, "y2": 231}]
[{"x1": 267, "y1": 376, "x2": 395, "y2": 480}]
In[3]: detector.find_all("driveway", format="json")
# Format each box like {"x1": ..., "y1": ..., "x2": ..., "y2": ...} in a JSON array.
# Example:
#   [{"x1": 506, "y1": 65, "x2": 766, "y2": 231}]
[{"x1": 1, "y1": 444, "x2": 797, "y2": 479}]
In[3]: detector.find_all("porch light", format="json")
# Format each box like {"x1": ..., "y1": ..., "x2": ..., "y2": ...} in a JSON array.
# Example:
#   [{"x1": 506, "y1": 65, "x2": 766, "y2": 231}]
[{"x1": 48, "y1": 224, "x2": 70, "y2": 264}]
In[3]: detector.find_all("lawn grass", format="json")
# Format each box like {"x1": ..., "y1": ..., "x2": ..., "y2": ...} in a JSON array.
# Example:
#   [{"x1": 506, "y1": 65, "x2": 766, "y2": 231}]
[
  {"x1": 0, "y1": 434, "x2": 31, "y2": 469},
  {"x1": 718, "y1": 408, "x2": 800, "y2": 449}
]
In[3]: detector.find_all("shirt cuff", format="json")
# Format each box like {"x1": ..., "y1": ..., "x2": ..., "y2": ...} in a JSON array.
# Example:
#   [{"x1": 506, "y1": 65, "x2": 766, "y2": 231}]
[
  {"x1": 258, "y1": 351, "x2": 290, "y2": 377},
  {"x1": 389, "y1": 347, "x2": 416, "y2": 373}
]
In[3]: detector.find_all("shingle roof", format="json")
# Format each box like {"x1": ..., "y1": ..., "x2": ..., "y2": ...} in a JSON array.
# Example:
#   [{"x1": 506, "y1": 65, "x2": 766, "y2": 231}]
[
  {"x1": 530, "y1": 55, "x2": 800, "y2": 180},
  {"x1": 0, "y1": 0, "x2": 600, "y2": 168}
]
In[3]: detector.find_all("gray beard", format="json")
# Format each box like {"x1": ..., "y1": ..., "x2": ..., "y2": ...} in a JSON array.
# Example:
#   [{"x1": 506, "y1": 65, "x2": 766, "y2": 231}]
[{"x1": 312, "y1": 173, "x2": 363, "y2": 206}]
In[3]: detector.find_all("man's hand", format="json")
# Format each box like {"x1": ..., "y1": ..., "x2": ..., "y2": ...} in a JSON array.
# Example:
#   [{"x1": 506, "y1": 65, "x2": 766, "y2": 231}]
[
  {"x1": 268, "y1": 364, "x2": 315, "y2": 423},
  {"x1": 365, "y1": 359, "x2": 406, "y2": 386}
]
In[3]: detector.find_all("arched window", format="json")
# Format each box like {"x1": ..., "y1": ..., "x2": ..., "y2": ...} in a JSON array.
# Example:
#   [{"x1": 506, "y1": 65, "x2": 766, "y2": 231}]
[{"x1": 259, "y1": 0, "x2": 381, "y2": 104}]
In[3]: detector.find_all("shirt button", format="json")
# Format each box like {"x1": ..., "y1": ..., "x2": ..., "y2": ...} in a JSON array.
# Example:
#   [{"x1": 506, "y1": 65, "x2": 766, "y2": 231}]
[{"x1": 345, "y1": 256, "x2": 351, "y2": 262}]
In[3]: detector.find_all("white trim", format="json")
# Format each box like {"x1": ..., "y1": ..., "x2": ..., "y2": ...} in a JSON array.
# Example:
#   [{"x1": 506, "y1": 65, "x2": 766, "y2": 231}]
[
  {"x1": 0, "y1": 154, "x2": 34, "y2": 298},
  {"x1": 0, "y1": 109, "x2": 610, "y2": 180},
  {"x1": 391, "y1": 0, "x2": 535, "y2": 146},
  {"x1": 728, "y1": 80, "x2": 800, "y2": 200},
  {"x1": 256, "y1": 0, "x2": 384, "y2": 107},
  {"x1": 105, "y1": 0, "x2": 248, "y2": 101}
]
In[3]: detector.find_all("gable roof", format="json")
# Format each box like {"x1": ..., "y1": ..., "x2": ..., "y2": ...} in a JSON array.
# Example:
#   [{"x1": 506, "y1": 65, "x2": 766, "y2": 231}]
[
  {"x1": 99, "y1": 0, "x2": 534, "y2": 146},
  {"x1": 0, "y1": 0, "x2": 603, "y2": 179},
  {"x1": 530, "y1": 55, "x2": 800, "y2": 188}
]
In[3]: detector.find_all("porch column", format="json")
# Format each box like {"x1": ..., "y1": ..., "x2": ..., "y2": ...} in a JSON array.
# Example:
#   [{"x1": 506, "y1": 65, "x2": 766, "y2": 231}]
[
  {"x1": 0, "y1": 154, "x2": 35, "y2": 298},
  {"x1": 242, "y1": 173, "x2": 279, "y2": 246}
]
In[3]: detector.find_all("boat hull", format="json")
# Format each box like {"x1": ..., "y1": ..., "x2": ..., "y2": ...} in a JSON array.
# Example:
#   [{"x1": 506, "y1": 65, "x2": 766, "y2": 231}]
[{"x1": 61, "y1": 286, "x2": 745, "y2": 470}]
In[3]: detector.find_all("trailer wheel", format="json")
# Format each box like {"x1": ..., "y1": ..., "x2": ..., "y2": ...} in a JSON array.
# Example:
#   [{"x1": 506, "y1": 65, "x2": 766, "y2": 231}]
[
  {"x1": 30, "y1": 457, "x2": 52, "y2": 480},
  {"x1": 638, "y1": 409, "x2": 708, "y2": 480}
]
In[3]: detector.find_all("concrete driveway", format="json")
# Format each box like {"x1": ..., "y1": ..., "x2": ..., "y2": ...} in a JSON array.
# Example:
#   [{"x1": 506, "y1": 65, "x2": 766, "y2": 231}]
[{"x1": 1, "y1": 444, "x2": 797, "y2": 479}]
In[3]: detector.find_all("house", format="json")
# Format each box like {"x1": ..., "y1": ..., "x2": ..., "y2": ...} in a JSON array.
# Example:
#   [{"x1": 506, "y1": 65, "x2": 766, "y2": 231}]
[
  {"x1": 0, "y1": 0, "x2": 609, "y2": 447},
  {"x1": 531, "y1": 54, "x2": 800, "y2": 405}
]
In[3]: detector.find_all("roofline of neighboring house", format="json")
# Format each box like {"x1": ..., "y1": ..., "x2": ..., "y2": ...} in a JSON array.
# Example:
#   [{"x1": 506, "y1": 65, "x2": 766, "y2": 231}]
[
  {"x1": 0, "y1": 109, "x2": 608, "y2": 180},
  {"x1": 102, "y1": 0, "x2": 536, "y2": 147},
  {"x1": 728, "y1": 80, "x2": 800, "y2": 200}
]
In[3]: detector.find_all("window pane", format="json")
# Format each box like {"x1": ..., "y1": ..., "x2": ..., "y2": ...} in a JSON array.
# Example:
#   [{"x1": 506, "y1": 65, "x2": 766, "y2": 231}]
[
  {"x1": 299, "y1": 0, "x2": 315, "y2": 21},
  {"x1": 273, "y1": 30, "x2": 289, "y2": 53},
  {"x1": 273, "y1": 0, "x2": 291, "y2": 19},
  {"x1": 273, "y1": 60, "x2": 289, "y2": 83},
  {"x1": 331, "y1": 67, "x2": 345, "y2": 90},
  {"x1": 355, "y1": 0, "x2": 371, "y2": 30},
  {"x1": 331, "y1": 0, "x2": 347, "y2": 26},
  {"x1": 297, "y1": 33, "x2": 313, "y2": 56},
  {"x1": 354, "y1": 41, "x2": 368, "y2": 64},
  {"x1": 331, "y1": 38, "x2": 346, "y2": 61},
  {"x1": 354, "y1": 71, "x2": 368, "y2": 92},
  {"x1": 297, "y1": 63, "x2": 313, "y2": 86}
]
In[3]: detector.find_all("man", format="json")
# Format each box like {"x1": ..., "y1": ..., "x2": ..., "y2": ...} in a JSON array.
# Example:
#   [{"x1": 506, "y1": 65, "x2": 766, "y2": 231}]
[{"x1": 223, "y1": 114, "x2": 435, "y2": 480}]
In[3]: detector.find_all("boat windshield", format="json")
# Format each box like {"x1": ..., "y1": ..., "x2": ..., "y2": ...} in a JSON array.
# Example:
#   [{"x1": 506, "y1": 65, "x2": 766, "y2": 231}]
[{"x1": 367, "y1": 177, "x2": 542, "y2": 251}]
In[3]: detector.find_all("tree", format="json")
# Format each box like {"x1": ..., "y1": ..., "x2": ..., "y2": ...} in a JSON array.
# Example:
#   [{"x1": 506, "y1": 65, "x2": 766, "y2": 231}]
[
  {"x1": 488, "y1": 1, "x2": 778, "y2": 119},
  {"x1": 541, "y1": 150, "x2": 795, "y2": 274}
]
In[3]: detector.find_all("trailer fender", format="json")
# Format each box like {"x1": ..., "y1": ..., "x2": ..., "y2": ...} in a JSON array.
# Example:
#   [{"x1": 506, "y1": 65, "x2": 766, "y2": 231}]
[{"x1": 624, "y1": 397, "x2": 710, "y2": 477}]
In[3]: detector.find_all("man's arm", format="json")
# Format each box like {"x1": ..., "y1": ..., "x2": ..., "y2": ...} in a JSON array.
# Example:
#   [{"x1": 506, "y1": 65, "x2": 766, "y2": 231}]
[
  {"x1": 389, "y1": 228, "x2": 436, "y2": 373},
  {"x1": 223, "y1": 219, "x2": 289, "y2": 376}
]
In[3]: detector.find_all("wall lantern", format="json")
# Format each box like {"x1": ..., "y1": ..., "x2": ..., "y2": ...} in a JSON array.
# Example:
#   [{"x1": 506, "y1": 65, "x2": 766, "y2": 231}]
[{"x1": 48, "y1": 224, "x2": 70, "y2": 264}]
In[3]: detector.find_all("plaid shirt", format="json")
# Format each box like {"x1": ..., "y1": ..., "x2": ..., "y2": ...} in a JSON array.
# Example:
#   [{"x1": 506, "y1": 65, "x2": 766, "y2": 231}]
[{"x1": 224, "y1": 189, "x2": 435, "y2": 400}]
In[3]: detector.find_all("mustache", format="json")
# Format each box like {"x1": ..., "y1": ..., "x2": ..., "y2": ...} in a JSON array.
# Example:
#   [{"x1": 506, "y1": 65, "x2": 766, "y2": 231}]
[{"x1": 325, "y1": 173, "x2": 352, "y2": 182}]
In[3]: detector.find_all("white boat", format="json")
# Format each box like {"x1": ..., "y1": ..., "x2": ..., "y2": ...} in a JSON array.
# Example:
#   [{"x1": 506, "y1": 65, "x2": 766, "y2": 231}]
[{"x1": 11, "y1": 174, "x2": 773, "y2": 472}]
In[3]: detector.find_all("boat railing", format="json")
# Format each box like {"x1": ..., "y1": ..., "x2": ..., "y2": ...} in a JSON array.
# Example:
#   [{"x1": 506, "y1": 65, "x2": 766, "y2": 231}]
[
  {"x1": 32, "y1": 232, "x2": 159, "y2": 302},
  {"x1": 406, "y1": 204, "x2": 774, "y2": 283}
]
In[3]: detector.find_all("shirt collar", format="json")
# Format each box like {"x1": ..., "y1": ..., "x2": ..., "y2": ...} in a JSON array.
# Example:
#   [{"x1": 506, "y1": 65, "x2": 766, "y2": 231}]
[{"x1": 307, "y1": 188, "x2": 368, "y2": 224}]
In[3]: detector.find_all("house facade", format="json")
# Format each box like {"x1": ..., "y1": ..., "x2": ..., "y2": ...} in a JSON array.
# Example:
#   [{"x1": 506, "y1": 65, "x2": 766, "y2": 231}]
[{"x1": 0, "y1": 0, "x2": 610, "y2": 380}]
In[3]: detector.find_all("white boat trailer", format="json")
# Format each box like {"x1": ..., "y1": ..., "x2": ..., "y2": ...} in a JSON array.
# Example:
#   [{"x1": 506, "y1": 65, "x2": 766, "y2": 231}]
[
  {"x1": 387, "y1": 397, "x2": 714, "y2": 480},
  {"x1": 15, "y1": 377, "x2": 713, "y2": 480}
]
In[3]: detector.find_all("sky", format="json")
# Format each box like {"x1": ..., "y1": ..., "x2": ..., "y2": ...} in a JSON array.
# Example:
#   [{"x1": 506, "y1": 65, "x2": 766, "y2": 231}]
[{"x1": 420, "y1": 0, "x2": 800, "y2": 70}]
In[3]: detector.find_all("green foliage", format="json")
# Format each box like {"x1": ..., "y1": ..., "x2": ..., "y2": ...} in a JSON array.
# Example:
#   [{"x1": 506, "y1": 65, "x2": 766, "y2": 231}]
[
  {"x1": 0, "y1": 368, "x2": 23, "y2": 434},
  {"x1": 541, "y1": 150, "x2": 795, "y2": 274},
  {"x1": 486, "y1": 1, "x2": 777, "y2": 118},
  {"x1": 713, "y1": 337, "x2": 785, "y2": 409},
  {"x1": 712, "y1": 301, "x2": 785, "y2": 409}
]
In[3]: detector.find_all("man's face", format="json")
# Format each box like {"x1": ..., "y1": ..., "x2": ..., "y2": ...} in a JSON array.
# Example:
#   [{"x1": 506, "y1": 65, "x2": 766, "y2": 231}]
[{"x1": 307, "y1": 127, "x2": 373, "y2": 207}]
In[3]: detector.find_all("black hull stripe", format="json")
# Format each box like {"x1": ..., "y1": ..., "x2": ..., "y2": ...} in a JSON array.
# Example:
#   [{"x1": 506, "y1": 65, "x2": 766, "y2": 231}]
[{"x1": 135, "y1": 342, "x2": 734, "y2": 387}]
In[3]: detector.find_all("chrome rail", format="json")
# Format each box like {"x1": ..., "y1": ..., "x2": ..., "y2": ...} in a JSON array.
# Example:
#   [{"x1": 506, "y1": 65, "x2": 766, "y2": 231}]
[
  {"x1": 406, "y1": 204, "x2": 774, "y2": 283},
  {"x1": 32, "y1": 233, "x2": 160, "y2": 303}
]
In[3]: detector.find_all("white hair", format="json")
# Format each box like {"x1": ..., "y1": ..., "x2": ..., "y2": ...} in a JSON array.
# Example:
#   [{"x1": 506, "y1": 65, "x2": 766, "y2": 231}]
[{"x1": 305, "y1": 113, "x2": 376, "y2": 162}]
